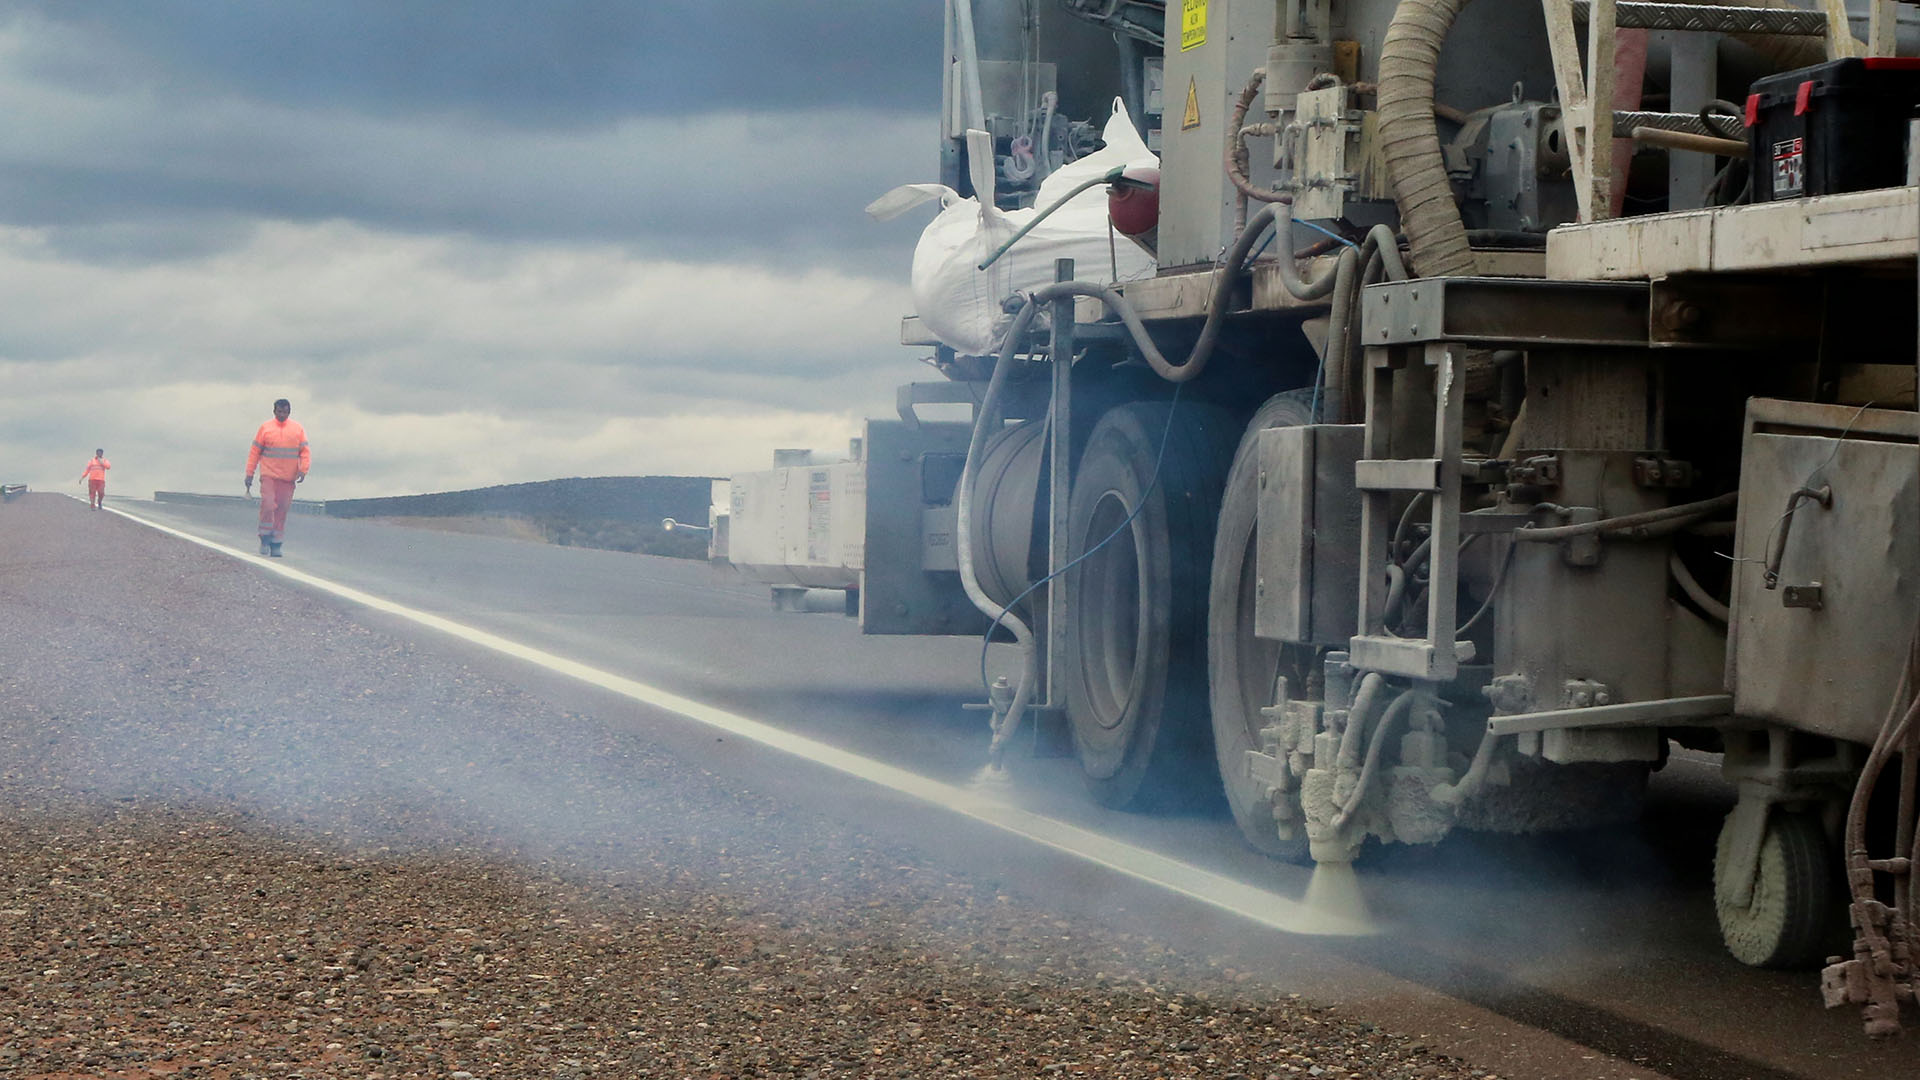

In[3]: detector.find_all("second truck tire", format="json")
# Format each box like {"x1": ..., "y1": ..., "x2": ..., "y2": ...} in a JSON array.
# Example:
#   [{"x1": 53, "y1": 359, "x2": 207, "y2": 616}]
[
  {"x1": 1207, "y1": 390, "x2": 1319, "y2": 860},
  {"x1": 1063, "y1": 399, "x2": 1238, "y2": 811}
]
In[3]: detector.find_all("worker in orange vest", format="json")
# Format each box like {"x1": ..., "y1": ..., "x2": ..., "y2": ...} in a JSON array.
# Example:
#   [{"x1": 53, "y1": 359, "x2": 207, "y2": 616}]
[
  {"x1": 78, "y1": 449, "x2": 110, "y2": 510},
  {"x1": 244, "y1": 398, "x2": 310, "y2": 558}
]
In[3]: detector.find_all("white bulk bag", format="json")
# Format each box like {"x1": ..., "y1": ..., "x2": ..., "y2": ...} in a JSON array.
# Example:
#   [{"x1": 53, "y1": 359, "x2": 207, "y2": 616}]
[{"x1": 867, "y1": 100, "x2": 1158, "y2": 357}]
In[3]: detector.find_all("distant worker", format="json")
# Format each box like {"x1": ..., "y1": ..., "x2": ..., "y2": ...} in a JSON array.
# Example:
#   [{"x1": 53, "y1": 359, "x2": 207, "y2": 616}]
[
  {"x1": 244, "y1": 398, "x2": 310, "y2": 558},
  {"x1": 78, "y1": 449, "x2": 110, "y2": 510}
]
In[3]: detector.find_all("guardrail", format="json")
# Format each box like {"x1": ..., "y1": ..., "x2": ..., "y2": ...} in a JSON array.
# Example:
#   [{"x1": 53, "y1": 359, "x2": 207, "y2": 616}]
[{"x1": 153, "y1": 491, "x2": 327, "y2": 515}]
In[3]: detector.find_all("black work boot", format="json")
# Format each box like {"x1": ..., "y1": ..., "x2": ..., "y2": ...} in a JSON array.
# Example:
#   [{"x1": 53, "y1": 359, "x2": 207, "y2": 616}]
[
  {"x1": 260, "y1": 538, "x2": 272, "y2": 555},
  {"x1": 269, "y1": 542, "x2": 283, "y2": 558}
]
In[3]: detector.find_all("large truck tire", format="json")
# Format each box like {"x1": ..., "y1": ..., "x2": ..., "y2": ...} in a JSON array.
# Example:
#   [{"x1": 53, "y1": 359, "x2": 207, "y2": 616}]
[
  {"x1": 1063, "y1": 399, "x2": 1238, "y2": 810},
  {"x1": 1714, "y1": 808, "x2": 1841, "y2": 969},
  {"x1": 1208, "y1": 390, "x2": 1318, "y2": 861}
]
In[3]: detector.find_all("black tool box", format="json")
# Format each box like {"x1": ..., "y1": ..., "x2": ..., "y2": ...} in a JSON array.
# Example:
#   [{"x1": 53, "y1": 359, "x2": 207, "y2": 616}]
[{"x1": 1745, "y1": 56, "x2": 1920, "y2": 202}]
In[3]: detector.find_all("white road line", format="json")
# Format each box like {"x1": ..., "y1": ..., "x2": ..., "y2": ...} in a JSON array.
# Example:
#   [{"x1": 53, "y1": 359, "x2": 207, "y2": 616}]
[{"x1": 109, "y1": 502, "x2": 1369, "y2": 938}]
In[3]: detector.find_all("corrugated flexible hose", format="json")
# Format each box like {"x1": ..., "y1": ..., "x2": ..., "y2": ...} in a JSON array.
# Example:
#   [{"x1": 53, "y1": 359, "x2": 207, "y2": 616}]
[{"x1": 1378, "y1": 0, "x2": 1477, "y2": 279}]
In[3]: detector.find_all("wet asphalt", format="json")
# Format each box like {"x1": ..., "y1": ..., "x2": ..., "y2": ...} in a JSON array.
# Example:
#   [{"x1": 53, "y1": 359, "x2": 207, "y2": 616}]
[{"x1": 56, "y1": 494, "x2": 1916, "y2": 1079}]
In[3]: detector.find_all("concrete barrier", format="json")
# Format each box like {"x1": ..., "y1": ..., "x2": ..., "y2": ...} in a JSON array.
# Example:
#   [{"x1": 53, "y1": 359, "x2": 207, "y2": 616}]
[
  {"x1": 323, "y1": 476, "x2": 713, "y2": 523},
  {"x1": 154, "y1": 491, "x2": 327, "y2": 515}
]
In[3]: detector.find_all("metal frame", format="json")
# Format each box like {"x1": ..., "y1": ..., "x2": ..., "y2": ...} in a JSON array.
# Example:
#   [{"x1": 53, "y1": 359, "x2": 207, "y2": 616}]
[
  {"x1": 1350, "y1": 339, "x2": 1469, "y2": 681},
  {"x1": 1346, "y1": 274, "x2": 1719, "y2": 683},
  {"x1": 1363, "y1": 276, "x2": 1658, "y2": 348}
]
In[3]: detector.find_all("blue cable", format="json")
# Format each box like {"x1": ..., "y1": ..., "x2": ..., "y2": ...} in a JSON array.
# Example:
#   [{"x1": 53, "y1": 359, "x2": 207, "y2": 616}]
[
  {"x1": 1293, "y1": 217, "x2": 1359, "y2": 248},
  {"x1": 1248, "y1": 228, "x2": 1276, "y2": 261}
]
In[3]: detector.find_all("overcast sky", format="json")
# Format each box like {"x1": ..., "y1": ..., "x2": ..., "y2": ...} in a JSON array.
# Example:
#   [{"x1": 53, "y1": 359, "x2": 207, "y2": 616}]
[{"x1": 0, "y1": 1, "x2": 944, "y2": 499}]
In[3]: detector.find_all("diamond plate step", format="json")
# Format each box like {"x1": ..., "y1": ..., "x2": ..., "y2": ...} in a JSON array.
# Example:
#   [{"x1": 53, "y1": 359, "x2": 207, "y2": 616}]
[
  {"x1": 1615, "y1": 109, "x2": 1748, "y2": 138},
  {"x1": 1571, "y1": 0, "x2": 1829, "y2": 35}
]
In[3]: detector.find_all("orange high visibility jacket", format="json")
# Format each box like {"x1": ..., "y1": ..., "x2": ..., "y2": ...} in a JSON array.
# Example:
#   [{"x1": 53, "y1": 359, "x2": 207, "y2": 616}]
[
  {"x1": 246, "y1": 419, "x2": 310, "y2": 482},
  {"x1": 81, "y1": 457, "x2": 110, "y2": 482}
]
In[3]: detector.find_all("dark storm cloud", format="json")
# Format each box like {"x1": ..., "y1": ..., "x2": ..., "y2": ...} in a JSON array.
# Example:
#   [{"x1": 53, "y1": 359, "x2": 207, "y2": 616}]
[
  {"x1": 0, "y1": 106, "x2": 934, "y2": 269},
  {"x1": 9, "y1": 1, "x2": 943, "y2": 127},
  {"x1": 0, "y1": 5, "x2": 960, "y2": 496},
  {"x1": 0, "y1": 3, "x2": 948, "y2": 269}
]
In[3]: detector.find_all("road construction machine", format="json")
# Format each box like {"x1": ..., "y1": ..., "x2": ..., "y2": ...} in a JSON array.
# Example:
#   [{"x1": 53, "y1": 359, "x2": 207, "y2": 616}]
[{"x1": 720, "y1": 0, "x2": 1920, "y2": 1034}]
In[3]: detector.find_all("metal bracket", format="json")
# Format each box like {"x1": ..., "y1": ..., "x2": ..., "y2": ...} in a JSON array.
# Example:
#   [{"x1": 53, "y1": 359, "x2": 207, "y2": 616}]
[
  {"x1": 1648, "y1": 276, "x2": 1823, "y2": 349},
  {"x1": 1486, "y1": 692, "x2": 1733, "y2": 735},
  {"x1": 1510, "y1": 453, "x2": 1563, "y2": 489},
  {"x1": 1782, "y1": 583, "x2": 1825, "y2": 610},
  {"x1": 896, "y1": 381, "x2": 986, "y2": 428},
  {"x1": 1633, "y1": 455, "x2": 1695, "y2": 488}
]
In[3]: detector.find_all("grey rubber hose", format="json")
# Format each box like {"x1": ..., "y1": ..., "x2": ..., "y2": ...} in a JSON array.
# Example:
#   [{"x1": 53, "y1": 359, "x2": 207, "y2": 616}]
[
  {"x1": 1011, "y1": 200, "x2": 1292, "y2": 386},
  {"x1": 1273, "y1": 202, "x2": 1343, "y2": 302},
  {"x1": 958, "y1": 298, "x2": 1047, "y2": 764},
  {"x1": 1319, "y1": 246, "x2": 1363, "y2": 422},
  {"x1": 1513, "y1": 491, "x2": 1738, "y2": 542}
]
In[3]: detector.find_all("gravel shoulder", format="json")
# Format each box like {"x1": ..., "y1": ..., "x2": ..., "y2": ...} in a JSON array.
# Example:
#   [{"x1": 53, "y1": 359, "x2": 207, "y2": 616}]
[{"x1": 0, "y1": 493, "x2": 1587, "y2": 1079}]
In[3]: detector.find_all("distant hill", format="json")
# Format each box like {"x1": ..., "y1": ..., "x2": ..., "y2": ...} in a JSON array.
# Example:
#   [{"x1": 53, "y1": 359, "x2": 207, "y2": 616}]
[{"x1": 326, "y1": 476, "x2": 717, "y2": 559}]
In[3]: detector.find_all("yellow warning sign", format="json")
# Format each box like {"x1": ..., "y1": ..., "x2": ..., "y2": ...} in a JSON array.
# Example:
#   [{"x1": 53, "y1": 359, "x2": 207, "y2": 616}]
[
  {"x1": 1181, "y1": 0, "x2": 1208, "y2": 51},
  {"x1": 1181, "y1": 76, "x2": 1201, "y2": 130}
]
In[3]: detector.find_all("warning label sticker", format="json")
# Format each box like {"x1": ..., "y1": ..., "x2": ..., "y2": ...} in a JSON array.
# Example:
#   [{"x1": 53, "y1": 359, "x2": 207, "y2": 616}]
[
  {"x1": 1181, "y1": 0, "x2": 1207, "y2": 51},
  {"x1": 1771, "y1": 136, "x2": 1804, "y2": 197},
  {"x1": 1182, "y1": 76, "x2": 1201, "y2": 130}
]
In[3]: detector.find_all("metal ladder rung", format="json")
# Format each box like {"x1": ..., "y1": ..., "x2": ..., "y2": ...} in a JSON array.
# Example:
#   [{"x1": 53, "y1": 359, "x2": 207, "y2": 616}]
[
  {"x1": 1355, "y1": 458, "x2": 1442, "y2": 493},
  {"x1": 1571, "y1": 0, "x2": 1829, "y2": 35}
]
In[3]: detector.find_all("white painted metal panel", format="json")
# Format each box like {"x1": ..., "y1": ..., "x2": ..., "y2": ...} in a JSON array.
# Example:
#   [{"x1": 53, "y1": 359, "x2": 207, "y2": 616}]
[
  {"x1": 1548, "y1": 187, "x2": 1920, "y2": 280},
  {"x1": 727, "y1": 462, "x2": 865, "y2": 589}
]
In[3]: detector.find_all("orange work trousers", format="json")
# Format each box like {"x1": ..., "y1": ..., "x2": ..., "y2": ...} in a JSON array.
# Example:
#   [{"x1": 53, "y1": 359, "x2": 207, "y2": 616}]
[{"x1": 258, "y1": 476, "x2": 296, "y2": 542}]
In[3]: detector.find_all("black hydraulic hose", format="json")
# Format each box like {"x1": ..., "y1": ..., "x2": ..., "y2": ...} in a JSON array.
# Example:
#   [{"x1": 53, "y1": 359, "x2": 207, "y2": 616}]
[
  {"x1": 1026, "y1": 200, "x2": 1288, "y2": 385},
  {"x1": 1319, "y1": 246, "x2": 1363, "y2": 422},
  {"x1": 1321, "y1": 225, "x2": 1408, "y2": 423},
  {"x1": 1366, "y1": 224, "x2": 1409, "y2": 283},
  {"x1": 1272, "y1": 202, "x2": 1341, "y2": 302}
]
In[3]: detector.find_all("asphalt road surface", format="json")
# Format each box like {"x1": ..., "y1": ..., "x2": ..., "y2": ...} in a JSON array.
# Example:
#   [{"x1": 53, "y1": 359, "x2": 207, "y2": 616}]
[{"x1": 41, "y1": 495, "x2": 1920, "y2": 1077}]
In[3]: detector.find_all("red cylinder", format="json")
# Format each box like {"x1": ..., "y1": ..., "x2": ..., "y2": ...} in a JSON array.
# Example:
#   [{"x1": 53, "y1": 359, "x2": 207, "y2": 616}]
[{"x1": 1107, "y1": 166, "x2": 1161, "y2": 237}]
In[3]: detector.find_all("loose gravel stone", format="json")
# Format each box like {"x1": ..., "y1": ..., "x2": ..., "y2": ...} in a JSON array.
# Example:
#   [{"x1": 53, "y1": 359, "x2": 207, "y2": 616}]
[{"x1": 0, "y1": 494, "x2": 1489, "y2": 1078}]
